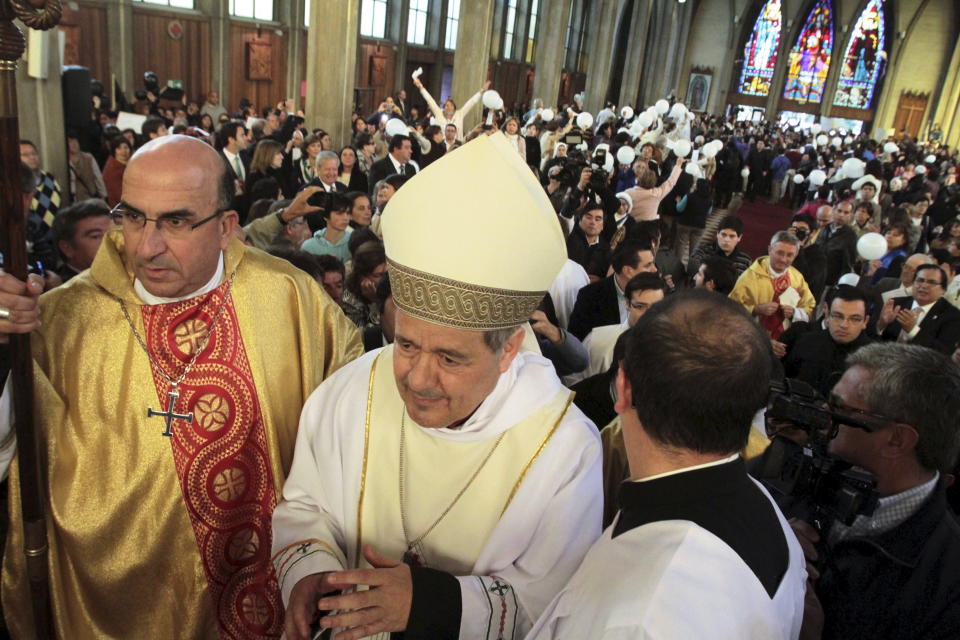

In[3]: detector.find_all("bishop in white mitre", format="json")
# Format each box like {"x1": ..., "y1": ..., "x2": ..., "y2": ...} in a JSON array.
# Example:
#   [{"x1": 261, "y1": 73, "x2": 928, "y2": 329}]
[{"x1": 272, "y1": 133, "x2": 603, "y2": 640}]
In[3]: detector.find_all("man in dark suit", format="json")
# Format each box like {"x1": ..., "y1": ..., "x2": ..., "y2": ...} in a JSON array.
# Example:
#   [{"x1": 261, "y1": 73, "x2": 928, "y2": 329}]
[
  {"x1": 216, "y1": 122, "x2": 251, "y2": 219},
  {"x1": 300, "y1": 150, "x2": 348, "y2": 232},
  {"x1": 567, "y1": 239, "x2": 658, "y2": 340},
  {"x1": 815, "y1": 201, "x2": 858, "y2": 286},
  {"x1": 367, "y1": 134, "x2": 417, "y2": 198},
  {"x1": 875, "y1": 264, "x2": 960, "y2": 355}
]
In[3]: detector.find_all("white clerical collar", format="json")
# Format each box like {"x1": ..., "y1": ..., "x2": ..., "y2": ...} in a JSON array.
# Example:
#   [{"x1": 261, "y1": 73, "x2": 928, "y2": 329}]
[
  {"x1": 134, "y1": 253, "x2": 224, "y2": 305},
  {"x1": 633, "y1": 453, "x2": 740, "y2": 483}
]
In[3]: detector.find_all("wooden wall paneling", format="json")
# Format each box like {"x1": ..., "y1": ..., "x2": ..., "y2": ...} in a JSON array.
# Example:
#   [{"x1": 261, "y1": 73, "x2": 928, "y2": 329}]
[
  {"x1": 58, "y1": 2, "x2": 110, "y2": 89},
  {"x1": 131, "y1": 9, "x2": 211, "y2": 105},
  {"x1": 229, "y1": 25, "x2": 289, "y2": 113},
  {"x1": 356, "y1": 41, "x2": 396, "y2": 117}
]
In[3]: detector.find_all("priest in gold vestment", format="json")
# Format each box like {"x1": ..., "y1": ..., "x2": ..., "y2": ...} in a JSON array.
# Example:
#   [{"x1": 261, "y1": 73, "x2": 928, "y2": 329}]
[
  {"x1": 0, "y1": 136, "x2": 362, "y2": 638},
  {"x1": 272, "y1": 134, "x2": 603, "y2": 640}
]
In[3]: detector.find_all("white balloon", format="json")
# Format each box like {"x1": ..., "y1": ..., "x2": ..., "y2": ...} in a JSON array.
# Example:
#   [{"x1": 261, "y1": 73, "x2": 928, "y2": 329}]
[
  {"x1": 838, "y1": 128, "x2": 847, "y2": 136},
  {"x1": 674, "y1": 140, "x2": 692, "y2": 158},
  {"x1": 603, "y1": 154, "x2": 615, "y2": 173},
  {"x1": 655, "y1": 99, "x2": 670, "y2": 115},
  {"x1": 685, "y1": 163, "x2": 703, "y2": 179},
  {"x1": 702, "y1": 143, "x2": 719, "y2": 159},
  {"x1": 541, "y1": 108, "x2": 555, "y2": 122},
  {"x1": 811, "y1": 123, "x2": 822, "y2": 134},
  {"x1": 620, "y1": 106, "x2": 634, "y2": 120},
  {"x1": 837, "y1": 273, "x2": 860, "y2": 287},
  {"x1": 857, "y1": 232, "x2": 888, "y2": 261},
  {"x1": 924, "y1": 154, "x2": 937, "y2": 164},
  {"x1": 694, "y1": 135, "x2": 705, "y2": 145},
  {"x1": 915, "y1": 164, "x2": 927, "y2": 175},
  {"x1": 493, "y1": 95, "x2": 504, "y2": 110},
  {"x1": 385, "y1": 118, "x2": 408, "y2": 138},
  {"x1": 741, "y1": 168, "x2": 750, "y2": 178},
  {"x1": 842, "y1": 157, "x2": 866, "y2": 179},
  {"x1": 831, "y1": 136, "x2": 843, "y2": 148},
  {"x1": 482, "y1": 90, "x2": 502, "y2": 109},
  {"x1": 808, "y1": 169, "x2": 827, "y2": 186},
  {"x1": 793, "y1": 173, "x2": 805, "y2": 184},
  {"x1": 883, "y1": 141, "x2": 899, "y2": 154},
  {"x1": 816, "y1": 134, "x2": 828, "y2": 147},
  {"x1": 576, "y1": 112, "x2": 594, "y2": 129},
  {"x1": 636, "y1": 112, "x2": 653, "y2": 128},
  {"x1": 616, "y1": 146, "x2": 636, "y2": 165},
  {"x1": 710, "y1": 139, "x2": 724, "y2": 151},
  {"x1": 669, "y1": 102, "x2": 687, "y2": 119},
  {"x1": 844, "y1": 136, "x2": 853, "y2": 145}
]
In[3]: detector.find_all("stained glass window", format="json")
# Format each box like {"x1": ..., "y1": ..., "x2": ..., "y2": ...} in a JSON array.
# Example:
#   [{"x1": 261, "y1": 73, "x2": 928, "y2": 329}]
[
  {"x1": 782, "y1": 0, "x2": 833, "y2": 103},
  {"x1": 737, "y1": 0, "x2": 782, "y2": 97},
  {"x1": 834, "y1": 0, "x2": 886, "y2": 109}
]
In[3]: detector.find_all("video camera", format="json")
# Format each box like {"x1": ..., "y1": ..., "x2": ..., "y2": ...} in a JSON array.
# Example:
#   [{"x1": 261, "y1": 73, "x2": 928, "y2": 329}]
[{"x1": 756, "y1": 378, "x2": 878, "y2": 536}]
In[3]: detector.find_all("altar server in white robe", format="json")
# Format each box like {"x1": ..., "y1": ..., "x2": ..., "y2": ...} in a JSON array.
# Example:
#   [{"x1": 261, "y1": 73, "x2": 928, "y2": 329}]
[
  {"x1": 528, "y1": 290, "x2": 807, "y2": 640},
  {"x1": 272, "y1": 133, "x2": 603, "y2": 640}
]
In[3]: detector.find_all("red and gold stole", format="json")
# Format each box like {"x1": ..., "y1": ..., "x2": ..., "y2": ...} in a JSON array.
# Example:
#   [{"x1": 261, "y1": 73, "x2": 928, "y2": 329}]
[
  {"x1": 761, "y1": 271, "x2": 792, "y2": 340},
  {"x1": 141, "y1": 282, "x2": 283, "y2": 639}
]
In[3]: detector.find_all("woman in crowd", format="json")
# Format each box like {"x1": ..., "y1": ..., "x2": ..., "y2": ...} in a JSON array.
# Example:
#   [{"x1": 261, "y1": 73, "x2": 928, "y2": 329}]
[
  {"x1": 245, "y1": 139, "x2": 292, "y2": 198},
  {"x1": 355, "y1": 132, "x2": 377, "y2": 175},
  {"x1": 419, "y1": 125, "x2": 445, "y2": 169},
  {"x1": 866, "y1": 220, "x2": 911, "y2": 283},
  {"x1": 347, "y1": 191, "x2": 373, "y2": 229},
  {"x1": 67, "y1": 133, "x2": 107, "y2": 202},
  {"x1": 626, "y1": 158, "x2": 685, "y2": 222},
  {"x1": 338, "y1": 145, "x2": 369, "y2": 193},
  {"x1": 298, "y1": 134, "x2": 322, "y2": 186},
  {"x1": 351, "y1": 117, "x2": 369, "y2": 146},
  {"x1": 931, "y1": 219, "x2": 960, "y2": 251},
  {"x1": 103, "y1": 136, "x2": 131, "y2": 207},
  {"x1": 412, "y1": 76, "x2": 489, "y2": 142},
  {"x1": 503, "y1": 117, "x2": 527, "y2": 162},
  {"x1": 341, "y1": 241, "x2": 387, "y2": 328},
  {"x1": 198, "y1": 113, "x2": 215, "y2": 134}
]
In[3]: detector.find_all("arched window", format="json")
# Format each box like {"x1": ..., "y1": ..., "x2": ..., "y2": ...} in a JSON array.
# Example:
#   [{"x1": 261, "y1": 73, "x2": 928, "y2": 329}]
[
  {"x1": 782, "y1": 0, "x2": 833, "y2": 103},
  {"x1": 833, "y1": 0, "x2": 886, "y2": 109},
  {"x1": 737, "y1": 0, "x2": 783, "y2": 97}
]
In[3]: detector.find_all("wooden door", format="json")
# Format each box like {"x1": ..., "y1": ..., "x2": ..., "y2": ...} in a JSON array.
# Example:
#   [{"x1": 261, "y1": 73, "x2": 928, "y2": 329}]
[{"x1": 892, "y1": 92, "x2": 928, "y2": 139}]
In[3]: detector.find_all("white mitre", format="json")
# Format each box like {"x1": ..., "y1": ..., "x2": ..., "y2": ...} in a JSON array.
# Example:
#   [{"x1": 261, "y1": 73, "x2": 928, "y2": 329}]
[{"x1": 382, "y1": 133, "x2": 566, "y2": 330}]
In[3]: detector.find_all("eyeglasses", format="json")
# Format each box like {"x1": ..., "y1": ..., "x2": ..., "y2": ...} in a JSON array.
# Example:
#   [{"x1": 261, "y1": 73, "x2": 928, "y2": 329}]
[
  {"x1": 914, "y1": 276, "x2": 943, "y2": 287},
  {"x1": 109, "y1": 202, "x2": 224, "y2": 238},
  {"x1": 828, "y1": 312, "x2": 865, "y2": 323},
  {"x1": 827, "y1": 394, "x2": 902, "y2": 433}
]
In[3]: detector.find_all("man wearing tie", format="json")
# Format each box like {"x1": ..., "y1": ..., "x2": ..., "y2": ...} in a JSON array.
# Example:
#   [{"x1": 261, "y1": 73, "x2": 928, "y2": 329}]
[
  {"x1": 301, "y1": 150, "x2": 348, "y2": 232},
  {"x1": 217, "y1": 122, "x2": 250, "y2": 220},
  {"x1": 876, "y1": 264, "x2": 960, "y2": 355},
  {"x1": 367, "y1": 134, "x2": 418, "y2": 198}
]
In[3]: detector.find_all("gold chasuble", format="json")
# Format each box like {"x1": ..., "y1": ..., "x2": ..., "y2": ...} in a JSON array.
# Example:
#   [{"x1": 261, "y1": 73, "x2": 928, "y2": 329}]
[
  {"x1": 359, "y1": 350, "x2": 573, "y2": 576},
  {"x1": 3, "y1": 231, "x2": 362, "y2": 639}
]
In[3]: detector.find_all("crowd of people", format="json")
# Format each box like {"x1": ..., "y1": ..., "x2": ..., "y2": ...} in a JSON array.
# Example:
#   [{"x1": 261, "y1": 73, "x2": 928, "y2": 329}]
[{"x1": 6, "y1": 70, "x2": 960, "y2": 639}]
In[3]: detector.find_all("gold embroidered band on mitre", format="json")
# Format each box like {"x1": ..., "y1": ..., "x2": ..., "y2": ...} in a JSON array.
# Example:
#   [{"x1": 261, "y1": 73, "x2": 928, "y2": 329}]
[{"x1": 387, "y1": 258, "x2": 546, "y2": 330}]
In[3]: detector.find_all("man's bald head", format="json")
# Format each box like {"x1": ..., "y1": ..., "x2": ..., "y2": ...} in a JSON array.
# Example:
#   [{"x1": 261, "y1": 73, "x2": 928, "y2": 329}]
[
  {"x1": 621, "y1": 290, "x2": 772, "y2": 454},
  {"x1": 902, "y1": 253, "x2": 932, "y2": 287},
  {"x1": 815, "y1": 205, "x2": 833, "y2": 228},
  {"x1": 127, "y1": 135, "x2": 232, "y2": 210}
]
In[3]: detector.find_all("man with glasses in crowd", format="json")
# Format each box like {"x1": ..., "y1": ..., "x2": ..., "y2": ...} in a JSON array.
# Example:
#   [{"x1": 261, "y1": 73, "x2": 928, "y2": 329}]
[
  {"x1": 0, "y1": 134, "x2": 362, "y2": 637},
  {"x1": 789, "y1": 343, "x2": 960, "y2": 639},
  {"x1": 875, "y1": 263, "x2": 960, "y2": 355}
]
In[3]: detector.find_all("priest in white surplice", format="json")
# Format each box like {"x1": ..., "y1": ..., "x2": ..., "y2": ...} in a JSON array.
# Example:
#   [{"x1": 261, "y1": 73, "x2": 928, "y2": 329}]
[
  {"x1": 272, "y1": 133, "x2": 603, "y2": 640},
  {"x1": 528, "y1": 290, "x2": 807, "y2": 640}
]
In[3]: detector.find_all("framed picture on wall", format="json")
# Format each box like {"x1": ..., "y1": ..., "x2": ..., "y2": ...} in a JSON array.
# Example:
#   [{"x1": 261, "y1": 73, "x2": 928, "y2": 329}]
[
  {"x1": 246, "y1": 42, "x2": 272, "y2": 81},
  {"x1": 369, "y1": 55, "x2": 388, "y2": 87},
  {"x1": 687, "y1": 71, "x2": 712, "y2": 113}
]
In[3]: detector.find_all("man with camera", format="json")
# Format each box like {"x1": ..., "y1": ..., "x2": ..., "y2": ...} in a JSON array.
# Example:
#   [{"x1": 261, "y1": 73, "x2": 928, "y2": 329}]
[{"x1": 789, "y1": 343, "x2": 960, "y2": 639}]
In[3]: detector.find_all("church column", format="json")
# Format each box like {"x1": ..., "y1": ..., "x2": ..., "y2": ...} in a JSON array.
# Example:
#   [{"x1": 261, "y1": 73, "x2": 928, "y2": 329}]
[
  {"x1": 198, "y1": 0, "x2": 229, "y2": 106},
  {"x1": 284, "y1": 0, "x2": 307, "y2": 109},
  {"x1": 104, "y1": 0, "x2": 134, "y2": 94},
  {"x1": 618, "y1": 0, "x2": 647, "y2": 108},
  {"x1": 532, "y1": 0, "x2": 572, "y2": 108},
  {"x1": 305, "y1": 0, "x2": 359, "y2": 148},
  {"x1": 583, "y1": 0, "x2": 621, "y2": 114},
  {"x1": 451, "y1": 0, "x2": 494, "y2": 126},
  {"x1": 393, "y1": 0, "x2": 410, "y2": 97},
  {"x1": 659, "y1": 0, "x2": 693, "y2": 100},
  {"x1": 934, "y1": 33, "x2": 960, "y2": 147},
  {"x1": 16, "y1": 28, "x2": 67, "y2": 189}
]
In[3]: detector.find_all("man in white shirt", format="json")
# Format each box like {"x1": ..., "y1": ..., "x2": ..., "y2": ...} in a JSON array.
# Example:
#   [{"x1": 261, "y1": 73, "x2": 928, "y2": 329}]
[
  {"x1": 367, "y1": 135, "x2": 419, "y2": 198},
  {"x1": 528, "y1": 290, "x2": 807, "y2": 639}
]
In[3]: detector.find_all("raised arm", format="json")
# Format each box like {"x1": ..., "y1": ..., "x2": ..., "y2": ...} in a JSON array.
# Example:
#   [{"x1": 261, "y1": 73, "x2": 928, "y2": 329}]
[{"x1": 414, "y1": 78, "x2": 444, "y2": 121}]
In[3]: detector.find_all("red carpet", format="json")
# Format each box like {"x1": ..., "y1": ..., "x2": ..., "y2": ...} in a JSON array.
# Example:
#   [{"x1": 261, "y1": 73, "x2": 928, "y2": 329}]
[{"x1": 726, "y1": 198, "x2": 797, "y2": 259}]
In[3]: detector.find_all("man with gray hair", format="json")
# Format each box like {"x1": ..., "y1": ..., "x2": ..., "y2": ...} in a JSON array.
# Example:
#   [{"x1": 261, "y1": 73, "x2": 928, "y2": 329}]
[
  {"x1": 300, "y1": 149, "x2": 348, "y2": 231},
  {"x1": 729, "y1": 230, "x2": 816, "y2": 339},
  {"x1": 789, "y1": 343, "x2": 960, "y2": 639}
]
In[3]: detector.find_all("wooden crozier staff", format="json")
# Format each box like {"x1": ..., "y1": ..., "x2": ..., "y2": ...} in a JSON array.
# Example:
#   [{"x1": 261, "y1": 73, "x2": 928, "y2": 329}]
[{"x1": 0, "y1": 0, "x2": 61, "y2": 637}]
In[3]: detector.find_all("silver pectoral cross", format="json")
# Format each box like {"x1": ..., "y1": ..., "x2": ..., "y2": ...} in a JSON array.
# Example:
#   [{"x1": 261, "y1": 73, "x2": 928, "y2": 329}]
[{"x1": 147, "y1": 386, "x2": 194, "y2": 437}]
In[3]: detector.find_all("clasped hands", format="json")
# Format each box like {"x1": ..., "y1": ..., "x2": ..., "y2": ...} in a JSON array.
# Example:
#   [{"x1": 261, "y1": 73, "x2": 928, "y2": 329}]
[{"x1": 285, "y1": 545, "x2": 413, "y2": 640}]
